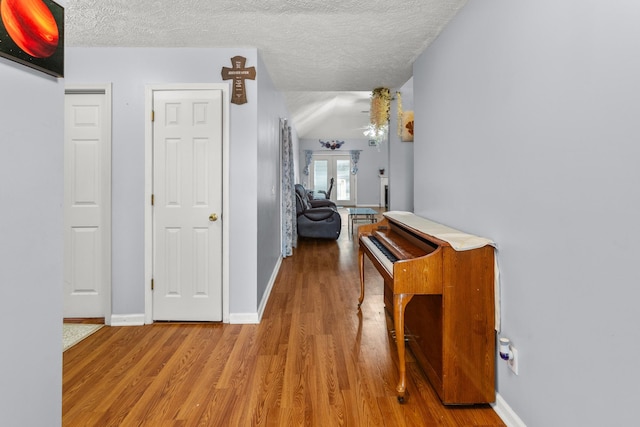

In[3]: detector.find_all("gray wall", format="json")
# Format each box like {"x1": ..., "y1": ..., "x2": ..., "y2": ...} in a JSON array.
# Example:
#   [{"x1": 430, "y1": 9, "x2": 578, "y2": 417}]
[
  {"x1": 0, "y1": 0, "x2": 66, "y2": 423},
  {"x1": 65, "y1": 47, "x2": 264, "y2": 317},
  {"x1": 256, "y1": 52, "x2": 291, "y2": 307},
  {"x1": 389, "y1": 78, "x2": 414, "y2": 212},
  {"x1": 413, "y1": 1, "x2": 640, "y2": 425}
]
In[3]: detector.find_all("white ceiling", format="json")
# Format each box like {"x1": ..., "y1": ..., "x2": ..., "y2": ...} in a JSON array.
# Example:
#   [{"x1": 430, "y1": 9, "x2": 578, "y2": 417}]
[{"x1": 65, "y1": 0, "x2": 467, "y2": 138}]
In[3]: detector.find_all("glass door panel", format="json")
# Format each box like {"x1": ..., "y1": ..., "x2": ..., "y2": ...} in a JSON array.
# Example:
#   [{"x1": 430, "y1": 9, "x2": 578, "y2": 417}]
[
  {"x1": 336, "y1": 159, "x2": 351, "y2": 201},
  {"x1": 312, "y1": 160, "x2": 329, "y2": 193},
  {"x1": 310, "y1": 155, "x2": 355, "y2": 206}
]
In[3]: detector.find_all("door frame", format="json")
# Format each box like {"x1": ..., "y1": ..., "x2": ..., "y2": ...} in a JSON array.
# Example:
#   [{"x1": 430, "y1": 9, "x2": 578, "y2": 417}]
[
  {"x1": 143, "y1": 83, "x2": 230, "y2": 324},
  {"x1": 64, "y1": 83, "x2": 113, "y2": 324},
  {"x1": 309, "y1": 152, "x2": 357, "y2": 206}
]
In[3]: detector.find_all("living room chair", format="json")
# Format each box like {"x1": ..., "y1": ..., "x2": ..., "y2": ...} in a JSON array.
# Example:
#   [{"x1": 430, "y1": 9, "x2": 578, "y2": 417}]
[{"x1": 294, "y1": 184, "x2": 341, "y2": 239}]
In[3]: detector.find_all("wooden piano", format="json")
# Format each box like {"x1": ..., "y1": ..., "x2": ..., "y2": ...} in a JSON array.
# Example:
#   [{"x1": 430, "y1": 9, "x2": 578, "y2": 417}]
[{"x1": 358, "y1": 211, "x2": 496, "y2": 404}]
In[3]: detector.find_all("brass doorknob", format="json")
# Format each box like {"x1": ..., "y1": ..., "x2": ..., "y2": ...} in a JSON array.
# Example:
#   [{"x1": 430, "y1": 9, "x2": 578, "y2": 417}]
[{"x1": 209, "y1": 213, "x2": 218, "y2": 222}]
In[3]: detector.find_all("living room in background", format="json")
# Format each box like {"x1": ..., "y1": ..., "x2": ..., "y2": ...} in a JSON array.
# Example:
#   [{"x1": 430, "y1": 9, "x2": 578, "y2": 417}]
[{"x1": 309, "y1": 154, "x2": 355, "y2": 206}]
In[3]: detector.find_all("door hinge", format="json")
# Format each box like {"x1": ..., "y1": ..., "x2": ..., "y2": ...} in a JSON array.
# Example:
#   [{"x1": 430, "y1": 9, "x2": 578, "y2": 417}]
[
  {"x1": 151, "y1": 194, "x2": 155, "y2": 206},
  {"x1": 151, "y1": 110, "x2": 155, "y2": 122},
  {"x1": 151, "y1": 278, "x2": 154, "y2": 291}
]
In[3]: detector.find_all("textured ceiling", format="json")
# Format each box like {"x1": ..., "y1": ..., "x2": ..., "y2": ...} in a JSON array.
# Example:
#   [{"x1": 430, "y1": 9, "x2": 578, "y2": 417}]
[{"x1": 66, "y1": 0, "x2": 467, "y2": 138}]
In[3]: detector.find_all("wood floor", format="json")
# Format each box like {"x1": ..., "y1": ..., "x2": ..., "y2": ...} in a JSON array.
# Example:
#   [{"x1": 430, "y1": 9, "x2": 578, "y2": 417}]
[{"x1": 63, "y1": 210, "x2": 505, "y2": 426}]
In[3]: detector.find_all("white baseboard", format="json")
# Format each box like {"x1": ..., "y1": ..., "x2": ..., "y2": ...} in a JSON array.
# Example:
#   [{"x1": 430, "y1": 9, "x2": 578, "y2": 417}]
[
  {"x1": 229, "y1": 255, "x2": 282, "y2": 324},
  {"x1": 492, "y1": 393, "x2": 527, "y2": 427},
  {"x1": 110, "y1": 313, "x2": 145, "y2": 326},
  {"x1": 257, "y1": 256, "x2": 282, "y2": 321},
  {"x1": 229, "y1": 312, "x2": 260, "y2": 324},
  {"x1": 130, "y1": 254, "x2": 283, "y2": 327}
]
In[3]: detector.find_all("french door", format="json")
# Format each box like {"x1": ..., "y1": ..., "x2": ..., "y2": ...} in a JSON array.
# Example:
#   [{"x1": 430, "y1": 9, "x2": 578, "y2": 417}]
[{"x1": 310, "y1": 154, "x2": 355, "y2": 206}]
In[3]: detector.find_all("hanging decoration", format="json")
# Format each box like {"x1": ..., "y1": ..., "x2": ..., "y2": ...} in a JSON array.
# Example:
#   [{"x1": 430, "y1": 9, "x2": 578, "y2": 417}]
[
  {"x1": 0, "y1": 0, "x2": 65, "y2": 77},
  {"x1": 396, "y1": 91, "x2": 403, "y2": 136},
  {"x1": 221, "y1": 55, "x2": 256, "y2": 105},
  {"x1": 370, "y1": 87, "x2": 391, "y2": 133},
  {"x1": 319, "y1": 139, "x2": 345, "y2": 150},
  {"x1": 401, "y1": 111, "x2": 414, "y2": 142}
]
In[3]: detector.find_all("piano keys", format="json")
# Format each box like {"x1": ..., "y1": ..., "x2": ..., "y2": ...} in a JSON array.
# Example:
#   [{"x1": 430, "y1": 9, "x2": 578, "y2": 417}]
[{"x1": 358, "y1": 211, "x2": 496, "y2": 404}]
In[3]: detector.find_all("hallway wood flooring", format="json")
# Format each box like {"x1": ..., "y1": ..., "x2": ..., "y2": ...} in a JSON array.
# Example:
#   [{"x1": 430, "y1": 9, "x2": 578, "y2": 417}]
[{"x1": 63, "y1": 211, "x2": 505, "y2": 426}]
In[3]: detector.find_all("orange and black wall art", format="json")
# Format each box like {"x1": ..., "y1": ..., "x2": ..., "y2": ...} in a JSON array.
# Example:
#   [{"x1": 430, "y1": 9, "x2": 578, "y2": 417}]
[{"x1": 0, "y1": 0, "x2": 64, "y2": 77}]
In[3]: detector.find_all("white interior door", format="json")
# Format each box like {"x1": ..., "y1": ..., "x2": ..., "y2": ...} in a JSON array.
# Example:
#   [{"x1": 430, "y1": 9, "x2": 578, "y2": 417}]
[
  {"x1": 63, "y1": 86, "x2": 111, "y2": 319},
  {"x1": 310, "y1": 154, "x2": 355, "y2": 206},
  {"x1": 152, "y1": 89, "x2": 223, "y2": 321}
]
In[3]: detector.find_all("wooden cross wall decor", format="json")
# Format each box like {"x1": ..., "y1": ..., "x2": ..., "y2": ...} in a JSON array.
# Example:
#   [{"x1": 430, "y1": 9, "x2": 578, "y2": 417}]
[{"x1": 221, "y1": 56, "x2": 256, "y2": 105}]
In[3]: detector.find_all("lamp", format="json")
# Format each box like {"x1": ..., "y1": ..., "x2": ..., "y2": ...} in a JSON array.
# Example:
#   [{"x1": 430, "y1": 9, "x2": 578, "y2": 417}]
[{"x1": 363, "y1": 123, "x2": 387, "y2": 143}]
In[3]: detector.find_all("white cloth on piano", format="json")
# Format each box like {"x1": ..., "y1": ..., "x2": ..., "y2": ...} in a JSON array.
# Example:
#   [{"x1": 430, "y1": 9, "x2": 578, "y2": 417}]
[
  {"x1": 384, "y1": 211, "x2": 501, "y2": 331},
  {"x1": 384, "y1": 211, "x2": 495, "y2": 250}
]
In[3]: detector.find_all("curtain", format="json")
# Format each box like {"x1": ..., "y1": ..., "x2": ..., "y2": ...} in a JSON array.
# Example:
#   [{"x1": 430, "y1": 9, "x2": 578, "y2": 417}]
[
  {"x1": 281, "y1": 119, "x2": 297, "y2": 257},
  {"x1": 350, "y1": 150, "x2": 361, "y2": 175},
  {"x1": 303, "y1": 150, "x2": 313, "y2": 188},
  {"x1": 303, "y1": 150, "x2": 313, "y2": 176}
]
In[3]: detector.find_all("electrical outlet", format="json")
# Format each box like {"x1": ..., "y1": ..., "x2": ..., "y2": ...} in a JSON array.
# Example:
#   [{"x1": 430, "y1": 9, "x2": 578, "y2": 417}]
[{"x1": 508, "y1": 345, "x2": 519, "y2": 375}]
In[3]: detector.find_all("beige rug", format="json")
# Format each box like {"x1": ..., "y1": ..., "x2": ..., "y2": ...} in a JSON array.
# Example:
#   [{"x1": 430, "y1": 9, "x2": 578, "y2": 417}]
[{"x1": 63, "y1": 324, "x2": 103, "y2": 352}]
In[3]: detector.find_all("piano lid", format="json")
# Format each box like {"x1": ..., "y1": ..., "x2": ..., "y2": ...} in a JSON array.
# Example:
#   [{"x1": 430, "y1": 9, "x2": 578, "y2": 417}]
[{"x1": 383, "y1": 211, "x2": 496, "y2": 251}]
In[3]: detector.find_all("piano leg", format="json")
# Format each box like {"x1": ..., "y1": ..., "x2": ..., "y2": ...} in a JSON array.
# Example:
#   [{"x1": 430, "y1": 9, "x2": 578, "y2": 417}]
[
  {"x1": 394, "y1": 293, "x2": 414, "y2": 403},
  {"x1": 358, "y1": 246, "x2": 365, "y2": 306}
]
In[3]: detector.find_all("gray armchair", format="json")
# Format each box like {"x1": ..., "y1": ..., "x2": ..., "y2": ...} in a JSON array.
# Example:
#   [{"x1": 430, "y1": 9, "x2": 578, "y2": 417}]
[{"x1": 295, "y1": 184, "x2": 341, "y2": 239}]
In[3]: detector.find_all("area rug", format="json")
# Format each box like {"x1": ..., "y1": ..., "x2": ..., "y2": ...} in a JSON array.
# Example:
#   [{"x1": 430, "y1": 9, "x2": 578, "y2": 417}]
[{"x1": 63, "y1": 324, "x2": 103, "y2": 352}]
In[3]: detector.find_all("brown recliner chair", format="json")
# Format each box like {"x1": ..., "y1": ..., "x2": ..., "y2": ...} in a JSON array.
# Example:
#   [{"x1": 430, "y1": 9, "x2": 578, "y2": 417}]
[{"x1": 294, "y1": 184, "x2": 341, "y2": 239}]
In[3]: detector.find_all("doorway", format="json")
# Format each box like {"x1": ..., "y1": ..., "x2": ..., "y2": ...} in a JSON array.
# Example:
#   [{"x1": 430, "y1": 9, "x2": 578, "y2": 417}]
[
  {"x1": 63, "y1": 85, "x2": 112, "y2": 322},
  {"x1": 310, "y1": 154, "x2": 355, "y2": 206},
  {"x1": 144, "y1": 84, "x2": 230, "y2": 323}
]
